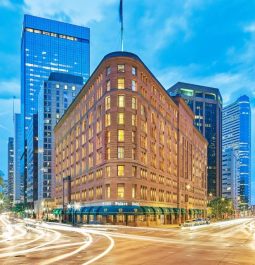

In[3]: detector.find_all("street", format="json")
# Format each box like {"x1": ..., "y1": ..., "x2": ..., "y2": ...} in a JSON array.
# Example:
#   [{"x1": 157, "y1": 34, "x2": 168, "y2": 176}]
[{"x1": 0, "y1": 214, "x2": 255, "y2": 264}]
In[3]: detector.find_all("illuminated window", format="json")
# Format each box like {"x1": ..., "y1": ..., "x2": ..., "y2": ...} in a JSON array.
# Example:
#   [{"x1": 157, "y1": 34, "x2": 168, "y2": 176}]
[
  {"x1": 106, "y1": 166, "x2": 111, "y2": 177},
  {"x1": 117, "y1": 184, "x2": 125, "y2": 198},
  {"x1": 105, "y1": 96, "x2": 111, "y2": 110},
  {"x1": 132, "y1": 184, "x2": 137, "y2": 198},
  {"x1": 132, "y1": 80, "x2": 137, "y2": 91},
  {"x1": 132, "y1": 166, "x2": 137, "y2": 177},
  {"x1": 56, "y1": 84, "x2": 60, "y2": 88},
  {"x1": 118, "y1": 147, "x2": 124, "y2": 159},
  {"x1": 106, "y1": 80, "x2": 111, "y2": 91},
  {"x1": 106, "y1": 184, "x2": 110, "y2": 198},
  {"x1": 64, "y1": 85, "x2": 68, "y2": 90},
  {"x1": 105, "y1": 113, "x2": 111, "y2": 126},
  {"x1": 117, "y1": 78, "x2": 125, "y2": 89},
  {"x1": 132, "y1": 114, "x2": 137, "y2": 126},
  {"x1": 72, "y1": 86, "x2": 76, "y2": 91},
  {"x1": 117, "y1": 165, "x2": 124, "y2": 177},
  {"x1": 106, "y1": 148, "x2": 111, "y2": 160},
  {"x1": 132, "y1": 97, "x2": 137, "y2": 109},
  {"x1": 106, "y1": 131, "x2": 111, "y2": 144},
  {"x1": 118, "y1": 95, "x2": 125, "y2": 107},
  {"x1": 118, "y1": 130, "x2": 124, "y2": 142},
  {"x1": 118, "y1": 113, "x2": 125, "y2": 125},
  {"x1": 117, "y1": 64, "x2": 125, "y2": 72}
]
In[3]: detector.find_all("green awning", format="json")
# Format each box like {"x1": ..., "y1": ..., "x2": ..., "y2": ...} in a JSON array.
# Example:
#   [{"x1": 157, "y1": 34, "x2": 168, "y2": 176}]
[
  {"x1": 154, "y1": 207, "x2": 164, "y2": 214},
  {"x1": 140, "y1": 206, "x2": 155, "y2": 214},
  {"x1": 98, "y1": 206, "x2": 143, "y2": 215},
  {"x1": 181, "y1": 208, "x2": 186, "y2": 214},
  {"x1": 160, "y1": 207, "x2": 171, "y2": 214},
  {"x1": 81, "y1": 207, "x2": 92, "y2": 214},
  {"x1": 89, "y1": 206, "x2": 101, "y2": 215},
  {"x1": 189, "y1": 209, "x2": 194, "y2": 215},
  {"x1": 173, "y1": 208, "x2": 180, "y2": 214}
]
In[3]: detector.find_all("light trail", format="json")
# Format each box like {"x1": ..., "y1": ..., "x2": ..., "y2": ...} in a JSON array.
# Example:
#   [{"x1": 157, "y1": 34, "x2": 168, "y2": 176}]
[{"x1": 40, "y1": 231, "x2": 93, "y2": 265}]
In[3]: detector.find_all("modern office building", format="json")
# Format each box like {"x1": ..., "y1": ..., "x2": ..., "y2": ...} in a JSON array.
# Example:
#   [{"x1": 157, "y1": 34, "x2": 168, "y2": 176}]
[
  {"x1": 8, "y1": 137, "x2": 14, "y2": 203},
  {"x1": 222, "y1": 95, "x2": 251, "y2": 208},
  {"x1": 53, "y1": 52, "x2": 208, "y2": 226},
  {"x1": 27, "y1": 114, "x2": 38, "y2": 204},
  {"x1": 21, "y1": 14, "x2": 90, "y2": 201},
  {"x1": 168, "y1": 82, "x2": 222, "y2": 197},
  {"x1": 37, "y1": 72, "x2": 83, "y2": 201},
  {"x1": 14, "y1": 114, "x2": 23, "y2": 203}
]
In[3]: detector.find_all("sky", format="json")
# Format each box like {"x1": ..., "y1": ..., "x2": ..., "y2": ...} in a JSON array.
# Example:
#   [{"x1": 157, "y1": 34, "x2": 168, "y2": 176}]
[{"x1": 0, "y1": 0, "x2": 254, "y2": 200}]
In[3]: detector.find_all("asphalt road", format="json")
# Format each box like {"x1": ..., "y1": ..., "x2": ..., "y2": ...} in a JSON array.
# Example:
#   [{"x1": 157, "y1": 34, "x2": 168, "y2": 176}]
[{"x1": 0, "y1": 214, "x2": 255, "y2": 265}]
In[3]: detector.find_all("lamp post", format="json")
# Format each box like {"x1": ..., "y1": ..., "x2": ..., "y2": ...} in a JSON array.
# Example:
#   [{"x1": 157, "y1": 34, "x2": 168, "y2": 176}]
[{"x1": 67, "y1": 202, "x2": 80, "y2": 226}]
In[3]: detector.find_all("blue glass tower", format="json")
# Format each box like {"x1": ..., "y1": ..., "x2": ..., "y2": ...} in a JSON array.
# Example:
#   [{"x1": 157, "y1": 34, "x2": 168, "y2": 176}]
[
  {"x1": 21, "y1": 14, "x2": 90, "y2": 201},
  {"x1": 222, "y1": 95, "x2": 251, "y2": 208}
]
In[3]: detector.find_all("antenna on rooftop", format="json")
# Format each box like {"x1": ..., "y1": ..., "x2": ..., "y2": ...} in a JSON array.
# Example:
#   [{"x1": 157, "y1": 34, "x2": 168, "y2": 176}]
[{"x1": 119, "y1": 0, "x2": 124, "y2": 51}]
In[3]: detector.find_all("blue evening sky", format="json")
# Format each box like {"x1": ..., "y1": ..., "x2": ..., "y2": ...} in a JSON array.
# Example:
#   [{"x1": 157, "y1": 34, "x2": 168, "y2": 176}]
[{"x1": 0, "y1": 0, "x2": 254, "y2": 201}]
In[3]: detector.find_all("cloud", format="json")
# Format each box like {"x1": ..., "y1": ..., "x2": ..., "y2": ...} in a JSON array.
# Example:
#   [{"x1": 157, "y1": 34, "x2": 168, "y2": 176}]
[
  {"x1": 23, "y1": 0, "x2": 117, "y2": 26},
  {"x1": 0, "y1": 79, "x2": 20, "y2": 99}
]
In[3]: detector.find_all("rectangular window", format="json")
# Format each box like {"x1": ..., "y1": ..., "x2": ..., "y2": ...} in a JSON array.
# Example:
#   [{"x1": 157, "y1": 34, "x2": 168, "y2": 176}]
[
  {"x1": 132, "y1": 166, "x2": 137, "y2": 177},
  {"x1": 132, "y1": 114, "x2": 137, "y2": 126},
  {"x1": 132, "y1": 97, "x2": 137, "y2": 109},
  {"x1": 118, "y1": 147, "x2": 124, "y2": 159},
  {"x1": 106, "y1": 66, "x2": 111, "y2": 76},
  {"x1": 106, "y1": 184, "x2": 111, "y2": 198},
  {"x1": 117, "y1": 64, "x2": 125, "y2": 72},
  {"x1": 106, "y1": 131, "x2": 111, "y2": 144},
  {"x1": 132, "y1": 66, "x2": 137, "y2": 75},
  {"x1": 118, "y1": 113, "x2": 125, "y2": 125},
  {"x1": 117, "y1": 165, "x2": 125, "y2": 177},
  {"x1": 118, "y1": 130, "x2": 125, "y2": 142},
  {"x1": 106, "y1": 80, "x2": 111, "y2": 91},
  {"x1": 117, "y1": 78, "x2": 125, "y2": 89},
  {"x1": 106, "y1": 148, "x2": 111, "y2": 160},
  {"x1": 105, "y1": 113, "x2": 111, "y2": 127},
  {"x1": 106, "y1": 166, "x2": 111, "y2": 177},
  {"x1": 132, "y1": 184, "x2": 137, "y2": 199},
  {"x1": 132, "y1": 80, "x2": 137, "y2": 91},
  {"x1": 118, "y1": 95, "x2": 125, "y2": 108},
  {"x1": 105, "y1": 96, "x2": 111, "y2": 110},
  {"x1": 117, "y1": 184, "x2": 125, "y2": 198}
]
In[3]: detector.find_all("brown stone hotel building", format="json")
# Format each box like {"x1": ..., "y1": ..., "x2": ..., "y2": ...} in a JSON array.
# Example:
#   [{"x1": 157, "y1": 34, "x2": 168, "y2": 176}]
[{"x1": 53, "y1": 51, "x2": 207, "y2": 225}]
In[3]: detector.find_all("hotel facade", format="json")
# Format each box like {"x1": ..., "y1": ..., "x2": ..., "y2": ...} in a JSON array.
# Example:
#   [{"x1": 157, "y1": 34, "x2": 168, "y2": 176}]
[{"x1": 54, "y1": 52, "x2": 208, "y2": 225}]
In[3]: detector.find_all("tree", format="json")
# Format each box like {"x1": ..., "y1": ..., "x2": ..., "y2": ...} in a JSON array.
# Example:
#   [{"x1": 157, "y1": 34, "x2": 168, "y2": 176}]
[{"x1": 208, "y1": 197, "x2": 234, "y2": 219}]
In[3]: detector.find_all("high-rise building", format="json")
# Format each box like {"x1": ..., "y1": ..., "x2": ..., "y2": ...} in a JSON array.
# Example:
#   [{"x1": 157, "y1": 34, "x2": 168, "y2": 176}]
[
  {"x1": 21, "y1": 14, "x2": 90, "y2": 201},
  {"x1": 8, "y1": 137, "x2": 14, "y2": 203},
  {"x1": 222, "y1": 95, "x2": 251, "y2": 208},
  {"x1": 37, "y1": 72, "x2": 83, "y2": 200},
  {"x1": 14, "y1": 114, "x2": 23, "y2": 203},
  {"x1": 168, "y1": 82, "x2": 222, "y2": 197},
  {"x1": 53, "y1": 52, "x2": 208, "y2": 226},
  {"x1": 27, "y1": 114, "x2": 38, "y2": 204}
]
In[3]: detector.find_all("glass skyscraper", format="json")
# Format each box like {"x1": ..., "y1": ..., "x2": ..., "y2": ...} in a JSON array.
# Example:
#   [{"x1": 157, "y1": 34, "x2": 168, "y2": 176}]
[
  {"x1": 38, "y1": 73, "x2": 83, "y2": 200},
  {"x1": 222, "y1": 95, "x2": 251, "y2": 208},
  {"x1": 168, "y1": 82, "x2": 222, "y2": 197},
  {"x1": 21, "y1": 14, "x2": 90, "y2": 201}
]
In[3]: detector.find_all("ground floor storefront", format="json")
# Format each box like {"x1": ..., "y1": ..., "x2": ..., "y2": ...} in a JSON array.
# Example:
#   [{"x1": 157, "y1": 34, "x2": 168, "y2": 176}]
[{"x1": 53, "y1": 206, "x2": 206, "y2": 226}]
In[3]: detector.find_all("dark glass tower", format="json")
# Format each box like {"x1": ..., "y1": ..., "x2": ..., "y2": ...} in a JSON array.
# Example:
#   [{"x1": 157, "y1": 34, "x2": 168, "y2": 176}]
[
  {"x1": 222, "y1": 95, "x2": 251, "y2": 208},
  {"x1": 168, "y1": 82, "x2": 222, "y2": 197},
  {"x1": 21, "y1": 15, "x2": 90, "y2": 201},
  {"x1": 8, "y1": 137, "x2": 14, "y2": 203}
]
